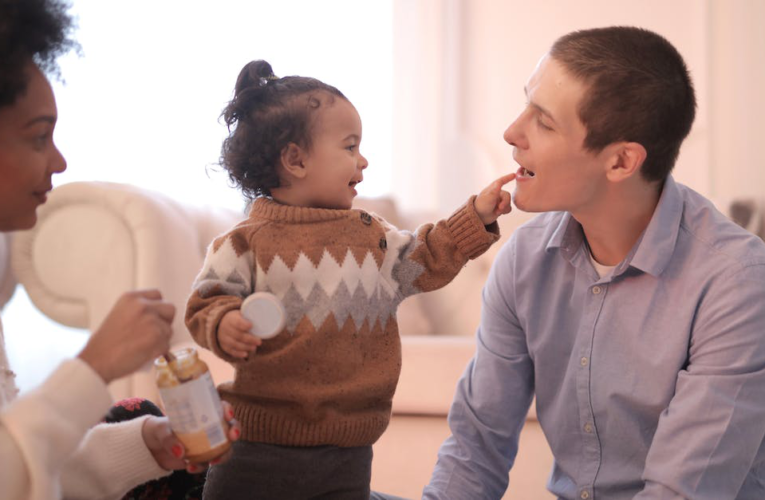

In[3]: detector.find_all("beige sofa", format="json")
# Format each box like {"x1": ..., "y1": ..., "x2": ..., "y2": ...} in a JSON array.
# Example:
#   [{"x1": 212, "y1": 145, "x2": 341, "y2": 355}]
[{"x1": 9, "y1": 181, "x2": 553, "y2": 499}]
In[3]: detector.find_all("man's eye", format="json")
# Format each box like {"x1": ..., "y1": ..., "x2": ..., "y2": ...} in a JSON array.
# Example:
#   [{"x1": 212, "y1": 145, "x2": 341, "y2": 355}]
[{"x1": 537, "y1": 118, "x2": 553, "y2": 131}]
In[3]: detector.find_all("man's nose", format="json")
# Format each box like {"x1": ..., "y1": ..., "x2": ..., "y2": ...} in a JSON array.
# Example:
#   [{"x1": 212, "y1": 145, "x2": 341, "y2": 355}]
[{"x1": 504, "y1": 115, "x2": 528, "y2": 150}]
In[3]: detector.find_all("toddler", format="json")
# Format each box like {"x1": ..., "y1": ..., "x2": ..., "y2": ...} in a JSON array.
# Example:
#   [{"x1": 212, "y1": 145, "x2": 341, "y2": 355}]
[{"x1": 185, "y1": 60, "x2": 515, "y2": 499}]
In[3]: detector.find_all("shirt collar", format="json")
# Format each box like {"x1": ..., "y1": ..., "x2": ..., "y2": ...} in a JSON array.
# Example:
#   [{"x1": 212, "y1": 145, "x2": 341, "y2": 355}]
[
  {"x1": 545, "y1": 175, "x2": 684, "y2": 277},
  {"x1": 627, "y1": 175, "x2": 683, "y2": 277}
]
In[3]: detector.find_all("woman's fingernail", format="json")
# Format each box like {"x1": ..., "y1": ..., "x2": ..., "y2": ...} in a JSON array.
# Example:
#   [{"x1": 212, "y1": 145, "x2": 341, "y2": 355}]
[
  {"x1": 232, "y1": 428, "x2": 241, "y2": 439},
  {"x1": 226, "y1": 408, "x2": 234, "y2": 420},
  {"x1": 171, "y1": 445, "x2": 183, "y2": 458}
]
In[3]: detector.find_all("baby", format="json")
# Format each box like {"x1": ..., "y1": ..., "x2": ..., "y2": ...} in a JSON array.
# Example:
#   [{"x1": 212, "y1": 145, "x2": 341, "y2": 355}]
[{"x1": 185, "y1": 60, "x2": 515, "y2": 499}]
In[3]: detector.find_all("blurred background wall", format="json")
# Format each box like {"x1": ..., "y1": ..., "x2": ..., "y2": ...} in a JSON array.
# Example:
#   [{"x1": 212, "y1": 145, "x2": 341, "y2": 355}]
[{"x1": 392, "y1": 0, "x2": 765, "y2": 213}]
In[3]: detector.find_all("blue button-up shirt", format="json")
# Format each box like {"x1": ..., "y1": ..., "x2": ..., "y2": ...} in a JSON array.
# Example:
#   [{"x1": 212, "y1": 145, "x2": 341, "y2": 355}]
[{"x1": 425, "y1": 177, "x2": 765, "y2": 499}]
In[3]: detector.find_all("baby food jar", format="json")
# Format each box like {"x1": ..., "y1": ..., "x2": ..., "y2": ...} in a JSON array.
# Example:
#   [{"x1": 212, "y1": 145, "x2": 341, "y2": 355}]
[{"x1": 155, "y1": 347, "x2": 231, "y2": 463}]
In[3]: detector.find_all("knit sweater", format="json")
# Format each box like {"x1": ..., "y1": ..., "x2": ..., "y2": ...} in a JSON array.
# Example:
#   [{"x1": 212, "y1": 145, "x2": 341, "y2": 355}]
[{"x1": 185, "y1": 196, "x2": 499, "y2": 447}]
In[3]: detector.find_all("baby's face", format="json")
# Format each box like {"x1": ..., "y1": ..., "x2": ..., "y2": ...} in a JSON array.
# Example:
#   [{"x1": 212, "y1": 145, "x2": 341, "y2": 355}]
[{"x1": 298, "y1": 98, "x2": 368, "y2": 210}]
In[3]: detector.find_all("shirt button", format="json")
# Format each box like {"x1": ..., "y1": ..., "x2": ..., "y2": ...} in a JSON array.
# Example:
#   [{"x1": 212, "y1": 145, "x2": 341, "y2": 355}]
[
  {"x1": 584, "y1": 423, "x2": 593, "y2": 433},
  {"x1": 360, "y1": 212, "x2": 373, "y2": 225},
  {"x1": 580, "y1": 357, "x2": 588, "y2": 367},
  {"x1": 580, "y1": 490, "x2": 590, "y2": 499},
  {"x1": 592, "y1": 286, "x2": 602, "y2": 295}
]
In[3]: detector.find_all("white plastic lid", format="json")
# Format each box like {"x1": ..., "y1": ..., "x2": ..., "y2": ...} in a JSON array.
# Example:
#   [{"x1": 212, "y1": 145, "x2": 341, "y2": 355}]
[{"x1": 240, "y1": 292, "x2": 286, "y2": 339}]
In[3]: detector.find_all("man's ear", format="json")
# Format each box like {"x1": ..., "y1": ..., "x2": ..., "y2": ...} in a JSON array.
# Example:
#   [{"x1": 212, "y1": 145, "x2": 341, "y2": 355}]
[
  {"x1": 605, "y1": 141, "x2": 647, "y2": 182},
  {"x1": 280, "y1": 143, "x2": 307, "y2": 179}
]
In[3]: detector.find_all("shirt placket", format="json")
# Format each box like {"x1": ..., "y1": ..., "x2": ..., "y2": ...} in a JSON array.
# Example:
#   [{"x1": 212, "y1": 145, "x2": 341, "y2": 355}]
[{"x1": 575, "y1": 281, "x2": 608, "y2": 500}]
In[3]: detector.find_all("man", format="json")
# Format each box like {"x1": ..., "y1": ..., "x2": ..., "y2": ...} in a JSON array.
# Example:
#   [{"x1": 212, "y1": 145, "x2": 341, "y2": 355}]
[{"x1": 424, "y1": 26, "x2": 765, "y2": 499}]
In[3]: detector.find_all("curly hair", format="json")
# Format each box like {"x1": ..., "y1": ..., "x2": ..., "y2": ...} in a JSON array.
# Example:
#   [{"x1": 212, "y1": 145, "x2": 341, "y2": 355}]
[
  {"x1": 220, "y1": 60, "x2": 346, "y2": 199},
  {"x1": 550, "y1": 27, "x2": 696, "y2": 183},
  {"x1": 0, "y1": 0, "x2": 78, "y2": 108}
]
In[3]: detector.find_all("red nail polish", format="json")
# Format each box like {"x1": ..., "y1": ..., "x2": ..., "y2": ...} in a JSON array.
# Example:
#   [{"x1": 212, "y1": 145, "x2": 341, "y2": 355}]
[
  {"x1": 232, "y1": 428, "x2": 241, "y2": 439},
  {"x1": 171, "y1": 444, "x2": 183, "y2": 458}
]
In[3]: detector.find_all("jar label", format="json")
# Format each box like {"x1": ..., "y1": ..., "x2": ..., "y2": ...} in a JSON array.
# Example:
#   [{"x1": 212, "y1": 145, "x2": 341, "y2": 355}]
[{"x1": 158, "y1": 372, "x2": 227, "y2": 453}]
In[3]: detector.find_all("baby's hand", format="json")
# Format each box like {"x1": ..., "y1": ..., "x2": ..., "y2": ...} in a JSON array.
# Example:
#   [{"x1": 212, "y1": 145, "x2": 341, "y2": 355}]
[
  {"x1": 218, "y1": 309, "x2": 262, "y2": 359},
  {"x1": 474, "y1": 173, "x2": 516, "y2": 225}
]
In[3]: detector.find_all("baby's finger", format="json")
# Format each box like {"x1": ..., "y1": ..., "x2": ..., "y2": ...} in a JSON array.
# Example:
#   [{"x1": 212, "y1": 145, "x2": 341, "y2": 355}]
[
  {"x1": 495, "y1": 191, "x2": 513, "y2": 214},
  {"x1": 233, "y1": 330, "x2": 262, "y2": 347},
  {"x1": 221, "y1": 341, "x2": 250, "y2": 359},
  {"x1": 236, "y1": 315, "x2": 253, "y2": 330},
  {"x1": 490, "y1": 173, "x2": 517, "y2": 192},
  {"x1": 228, "y1": 337, "x2": 259, "y2": 353}
]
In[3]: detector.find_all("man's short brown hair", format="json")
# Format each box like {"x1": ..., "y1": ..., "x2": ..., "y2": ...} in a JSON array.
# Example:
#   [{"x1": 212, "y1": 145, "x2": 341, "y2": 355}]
[{"x1": 550, "y1": 26, "x2": 696, "y2": 182}]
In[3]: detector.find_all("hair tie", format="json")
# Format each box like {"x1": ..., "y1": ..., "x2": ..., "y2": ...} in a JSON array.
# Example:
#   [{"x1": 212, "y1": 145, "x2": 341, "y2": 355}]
[{"x1": 259, "y1": 74, "x2": 280, "y2": 87}]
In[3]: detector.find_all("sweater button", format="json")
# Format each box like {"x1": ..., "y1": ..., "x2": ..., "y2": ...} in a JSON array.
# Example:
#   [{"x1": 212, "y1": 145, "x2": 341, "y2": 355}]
[
  {"x1": 379, "y1": 237, "x2": 387, "y2": 250},
  {"x1": 360, "y1": 212, "x2": 372, "y2": 225}
]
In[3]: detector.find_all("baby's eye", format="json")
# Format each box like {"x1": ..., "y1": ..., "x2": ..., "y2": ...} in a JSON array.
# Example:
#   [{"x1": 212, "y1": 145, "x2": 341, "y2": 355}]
[{"x1": 347, "y1": 144, "x2": 357, "y2": 152}]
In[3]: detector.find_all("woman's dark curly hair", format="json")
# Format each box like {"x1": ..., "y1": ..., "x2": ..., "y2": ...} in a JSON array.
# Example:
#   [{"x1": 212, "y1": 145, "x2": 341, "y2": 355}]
[
  {"x1": 0, "y1": 0, "x2": 78, "y2": 108},
  {"x1": 220, "y1": 60, "x2": 346, "y2": 199}
]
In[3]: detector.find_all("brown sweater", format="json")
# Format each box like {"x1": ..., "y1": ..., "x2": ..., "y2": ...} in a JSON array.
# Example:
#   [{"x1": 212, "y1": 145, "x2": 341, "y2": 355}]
[{"x1": 185, "y1": 196, "x2": 499, "y2": 447}]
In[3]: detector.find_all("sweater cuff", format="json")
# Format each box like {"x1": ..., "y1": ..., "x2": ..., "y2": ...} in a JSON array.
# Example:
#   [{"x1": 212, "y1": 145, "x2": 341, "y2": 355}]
[
  {"x1": 447, "y1": 195, "x2": 501, "y2": 259},
  {"x1": 0, "y1": 359, "x2": 113, "y2": 497},
  {"x1": 90, "y1": 416, "x2": 169, "y2": 489}
]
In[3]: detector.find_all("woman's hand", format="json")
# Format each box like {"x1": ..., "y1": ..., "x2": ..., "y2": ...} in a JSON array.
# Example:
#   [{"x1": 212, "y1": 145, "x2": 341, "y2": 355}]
[
  {"x1": 474, "y1": 173, "x2": 516, "y2": 225},
  {"x1": 141, "y1": 401, "x2": 241, "y2": 473}
]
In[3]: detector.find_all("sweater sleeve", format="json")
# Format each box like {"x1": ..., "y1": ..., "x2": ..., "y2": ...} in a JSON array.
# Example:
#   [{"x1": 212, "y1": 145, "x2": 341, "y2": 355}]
[
  {"x1": 60, "y1": 415, "x2": 170, "y2": 500},
  {"x1": 379, "y1": 195, "x2": 499, "y2": 301},
  {"x1": 185, "y1": 227, "x2": 254, "y2": 362},
  {"x1": 0, "y1": 358, "x2": 113, "y2": 500}
]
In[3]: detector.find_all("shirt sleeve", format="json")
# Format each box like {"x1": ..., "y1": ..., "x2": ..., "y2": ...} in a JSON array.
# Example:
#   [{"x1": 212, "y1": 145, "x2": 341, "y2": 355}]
[
  {"x1": 636, "y1": 264, "x2": 765, "y2": 499},
  {"x1": 423, "y1": 238, "x2": 535, "y2": 499},
  {"x1": 0, "y1": 358, "x2": 113, "y2": 500},
  {"x1": 60, "y1": 415, "x2": 170, "y2": 500},
  {"x1": 185, "y1": 227, "x2": 254, "y2": 362},
  {"x1": 379, "y1": 196, "x2": 499, "y2": 302}
]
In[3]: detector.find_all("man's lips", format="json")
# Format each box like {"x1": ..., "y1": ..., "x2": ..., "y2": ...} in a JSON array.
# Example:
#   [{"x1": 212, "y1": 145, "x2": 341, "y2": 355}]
[{"x1": 516, "y1": 166, "x2": 535, "y2": 178}]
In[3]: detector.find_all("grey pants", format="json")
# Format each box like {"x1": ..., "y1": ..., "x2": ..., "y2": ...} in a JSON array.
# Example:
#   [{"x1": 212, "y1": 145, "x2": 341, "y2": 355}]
[{"x1": 203, "y1": 441, "x2": 373, "y2": 500}]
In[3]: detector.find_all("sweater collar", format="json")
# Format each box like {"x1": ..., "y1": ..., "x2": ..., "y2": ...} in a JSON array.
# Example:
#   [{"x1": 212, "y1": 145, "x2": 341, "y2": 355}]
[{"x1": 249, "y1": 197, "x2": 357, "y2": 223}]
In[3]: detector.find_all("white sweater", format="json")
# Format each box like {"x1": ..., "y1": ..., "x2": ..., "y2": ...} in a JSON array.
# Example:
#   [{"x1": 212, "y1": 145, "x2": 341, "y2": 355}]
[{"x1": 0, "y1": 317, "x2": 170, "y2": 499}]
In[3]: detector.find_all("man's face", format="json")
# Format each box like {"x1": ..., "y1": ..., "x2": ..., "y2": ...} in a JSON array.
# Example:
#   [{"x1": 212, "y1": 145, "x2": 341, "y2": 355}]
[
  {"x1": 504, "y1": 55, "x2": 611, "y2": 216},
  {"x1": 0, "y1": 63, "x2": 66, "y2": 231}
]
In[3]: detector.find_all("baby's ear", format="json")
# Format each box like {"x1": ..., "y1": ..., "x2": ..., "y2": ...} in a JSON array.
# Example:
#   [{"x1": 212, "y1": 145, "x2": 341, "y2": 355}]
[{"x1": 280, "y1": 143, "x2": 307, "y2": 179}]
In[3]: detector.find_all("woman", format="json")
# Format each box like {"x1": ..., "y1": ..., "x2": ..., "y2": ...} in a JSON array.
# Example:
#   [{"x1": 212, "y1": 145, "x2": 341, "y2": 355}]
[{"x1": 0, "y1": 1, "x2": 238, "y2": 498}]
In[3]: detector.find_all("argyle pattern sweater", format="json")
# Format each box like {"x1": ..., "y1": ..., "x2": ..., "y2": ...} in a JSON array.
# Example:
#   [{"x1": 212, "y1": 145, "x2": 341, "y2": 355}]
[{"x1": 185, "y1": 196, "x2": 499, "y2": 447}]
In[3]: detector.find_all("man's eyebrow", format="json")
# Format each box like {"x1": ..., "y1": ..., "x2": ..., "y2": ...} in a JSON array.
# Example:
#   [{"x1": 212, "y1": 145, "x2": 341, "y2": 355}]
[
  {"x1": 523, "y1": 86, "x2": 557, "y2": 124},
  {"x1": 24, "y1": 115, "x2": 56, "y2": 128}
]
